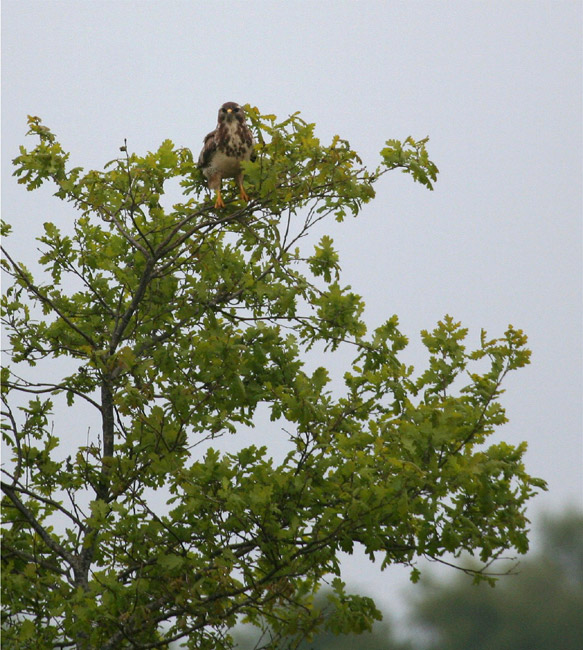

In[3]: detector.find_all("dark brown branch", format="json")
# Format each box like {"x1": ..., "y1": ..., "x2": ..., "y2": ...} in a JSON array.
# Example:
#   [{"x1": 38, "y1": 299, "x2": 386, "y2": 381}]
[
  {"x1": 110, "y1": 257, "x2": 156, "y2": 351},
  {"x1": 98, "y1": 381, "x2": 115, "y2": 501}
]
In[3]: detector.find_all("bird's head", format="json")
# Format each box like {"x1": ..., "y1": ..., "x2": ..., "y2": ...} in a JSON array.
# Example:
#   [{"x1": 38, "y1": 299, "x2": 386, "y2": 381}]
[{"x1": 218, "y1": 102, "x2": 245, "y2": 124}]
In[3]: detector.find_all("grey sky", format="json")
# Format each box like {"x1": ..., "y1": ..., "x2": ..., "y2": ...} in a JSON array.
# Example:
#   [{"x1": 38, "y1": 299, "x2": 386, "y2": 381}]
[{"x1": 2, "y1": 0, "x2": 581, "y2": 623}]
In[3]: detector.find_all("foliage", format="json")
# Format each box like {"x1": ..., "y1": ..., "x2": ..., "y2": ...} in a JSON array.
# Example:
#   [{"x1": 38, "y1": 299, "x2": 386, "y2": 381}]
[
  {"x1": 235, "y1": 511, "x2": 582, "y2": 650},
  {"x1": 1, "y1": 109, "x2": 544, "y2": 649},
  {"x1": 233, "y1": 584, "x2": 409, "y2": 650}
]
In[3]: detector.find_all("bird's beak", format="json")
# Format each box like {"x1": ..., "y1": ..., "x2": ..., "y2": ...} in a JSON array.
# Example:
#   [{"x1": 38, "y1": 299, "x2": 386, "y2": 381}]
[{"x1": 226, "y1": 108, "x2": 233, "y2": 113}]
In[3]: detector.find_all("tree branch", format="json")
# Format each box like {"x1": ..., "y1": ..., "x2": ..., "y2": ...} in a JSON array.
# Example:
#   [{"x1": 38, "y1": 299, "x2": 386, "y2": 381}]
[
  {"x1": 1, "y1": 246, "x2": 97, "y2": 349},
  {"x1": 1, "y1": 481, "x2": 75, "y2": 567}
]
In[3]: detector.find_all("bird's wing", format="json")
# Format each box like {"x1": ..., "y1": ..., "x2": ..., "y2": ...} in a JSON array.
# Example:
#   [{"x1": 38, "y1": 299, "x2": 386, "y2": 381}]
[{"x1": 198, "y1": 130, "x2": 217, "y2": 169}]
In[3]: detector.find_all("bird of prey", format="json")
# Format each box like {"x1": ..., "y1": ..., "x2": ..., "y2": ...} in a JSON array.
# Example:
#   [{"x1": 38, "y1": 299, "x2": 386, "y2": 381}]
[{"x1": 198, "y1": 102, "x2": 256, "y2": 209}]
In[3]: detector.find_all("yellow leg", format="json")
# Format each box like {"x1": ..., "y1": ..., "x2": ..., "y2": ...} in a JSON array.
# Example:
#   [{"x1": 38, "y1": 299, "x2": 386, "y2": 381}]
[
  {"x1": 239, "y1": 184, "x2": 250, "y2": 203},
  {"x1": 214, "y1": 189, "x2": 225, "y2": 209}
]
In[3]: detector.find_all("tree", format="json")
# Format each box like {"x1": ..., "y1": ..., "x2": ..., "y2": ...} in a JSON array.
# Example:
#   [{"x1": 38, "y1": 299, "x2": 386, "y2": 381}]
[{"x1": 1, "y1": 109, "x2": 546, "y2": 649}]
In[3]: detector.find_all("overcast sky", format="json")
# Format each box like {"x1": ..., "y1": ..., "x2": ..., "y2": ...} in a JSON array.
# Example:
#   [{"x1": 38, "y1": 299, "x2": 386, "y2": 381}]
[{"x1": 2, "y1": 0, "x2": 581, "y2": 627}]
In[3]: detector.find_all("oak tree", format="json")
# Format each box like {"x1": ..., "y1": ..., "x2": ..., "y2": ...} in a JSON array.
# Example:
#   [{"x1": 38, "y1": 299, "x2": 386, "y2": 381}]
[{"x1": 1, "y1": 109, "x2": 545, "y2": 649}]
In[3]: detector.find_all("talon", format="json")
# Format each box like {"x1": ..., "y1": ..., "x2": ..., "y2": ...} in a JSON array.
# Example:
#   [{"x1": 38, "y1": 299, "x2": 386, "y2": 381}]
[
  {"x1": 214, "y1": 191, "x2": 225, "y2": 209},
  {"x1": 239, "y1": 186, "x2": 250, "y2": 203}
]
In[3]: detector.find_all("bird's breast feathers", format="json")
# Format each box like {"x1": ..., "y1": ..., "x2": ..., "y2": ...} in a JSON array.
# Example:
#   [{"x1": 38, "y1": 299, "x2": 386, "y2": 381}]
[
  {"x1": 201, "y1": 122, "x2": 254, "y2": 179},
  {"x1": 203, "y1": 150, "x2": 245, "y2": 179},
  {"x1": 218, "y1": 121, "x2": 254, "y2": 157}
]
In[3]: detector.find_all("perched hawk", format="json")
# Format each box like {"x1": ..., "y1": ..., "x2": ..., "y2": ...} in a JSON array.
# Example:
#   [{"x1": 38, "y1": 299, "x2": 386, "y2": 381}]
[{"x1": 198, "y1": 102, "x2": 256, "y2": 209}]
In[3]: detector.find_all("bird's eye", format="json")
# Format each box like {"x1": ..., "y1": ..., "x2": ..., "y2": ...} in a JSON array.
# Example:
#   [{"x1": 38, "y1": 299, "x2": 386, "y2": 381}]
[{"x1": 233, "y1": 107, "x2": 239, "y2": 112}]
